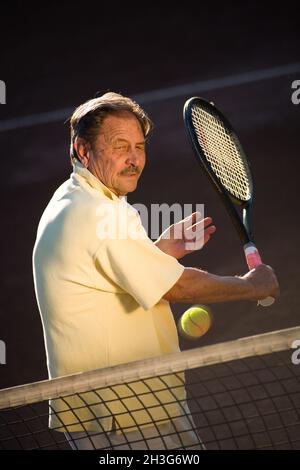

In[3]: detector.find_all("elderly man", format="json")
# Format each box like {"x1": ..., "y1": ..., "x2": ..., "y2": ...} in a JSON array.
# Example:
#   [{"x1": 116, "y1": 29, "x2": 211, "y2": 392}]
[{"x1": 32, "y1": 92, "x2": 279, "y2": 450}]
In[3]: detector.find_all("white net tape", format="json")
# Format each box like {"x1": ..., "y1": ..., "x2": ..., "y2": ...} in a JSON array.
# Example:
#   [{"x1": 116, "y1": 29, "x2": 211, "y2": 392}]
[{"x1": 1, "y1": 327, "x2": 300, "y2": 450}]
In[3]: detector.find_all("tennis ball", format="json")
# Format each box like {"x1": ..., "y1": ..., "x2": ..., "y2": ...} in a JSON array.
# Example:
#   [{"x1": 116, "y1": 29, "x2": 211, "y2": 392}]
[{"x1": 178, "y1": 305, "x2": 212, "y2": 340}]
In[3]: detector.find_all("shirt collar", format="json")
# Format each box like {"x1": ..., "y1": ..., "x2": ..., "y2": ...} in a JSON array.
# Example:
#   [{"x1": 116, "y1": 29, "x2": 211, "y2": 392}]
[{"x1": 72, "y1": 159, "x2": 121, "y2": 202}]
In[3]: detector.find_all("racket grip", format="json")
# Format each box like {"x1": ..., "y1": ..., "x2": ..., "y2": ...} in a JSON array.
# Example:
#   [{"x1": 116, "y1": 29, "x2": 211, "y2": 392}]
[{"x1": 243, "y1": 243, "x2": 275, "y2": 307}]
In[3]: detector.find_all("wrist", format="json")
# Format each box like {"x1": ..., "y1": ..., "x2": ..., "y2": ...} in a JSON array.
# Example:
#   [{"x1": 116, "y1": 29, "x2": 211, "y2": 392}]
[{"x1": 237, "y1": 274, "x2": 256, "y2": 300}]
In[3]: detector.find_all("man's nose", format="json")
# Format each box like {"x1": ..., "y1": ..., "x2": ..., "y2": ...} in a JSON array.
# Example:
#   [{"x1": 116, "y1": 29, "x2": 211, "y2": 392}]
[{"x1": 125, "y1": 148, "x2": 140, "y2": 166}]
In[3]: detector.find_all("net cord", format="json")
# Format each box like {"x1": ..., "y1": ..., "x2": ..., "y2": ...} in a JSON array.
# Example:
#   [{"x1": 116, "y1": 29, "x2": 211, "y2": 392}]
[{"x1": 0, "y1": 326, "x2": 299, "y2": 410}]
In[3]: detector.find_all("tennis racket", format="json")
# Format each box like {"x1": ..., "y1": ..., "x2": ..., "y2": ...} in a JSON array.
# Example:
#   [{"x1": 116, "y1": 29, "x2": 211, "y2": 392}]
[{"x1": 183, "y1": 97, "x2": 274, "y2": 307}]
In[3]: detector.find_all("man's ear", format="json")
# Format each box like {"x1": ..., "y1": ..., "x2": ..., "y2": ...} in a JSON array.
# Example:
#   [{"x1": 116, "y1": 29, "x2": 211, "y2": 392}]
[{"x1": 74, "y1": 137, "x2": 90, "y2": 168}]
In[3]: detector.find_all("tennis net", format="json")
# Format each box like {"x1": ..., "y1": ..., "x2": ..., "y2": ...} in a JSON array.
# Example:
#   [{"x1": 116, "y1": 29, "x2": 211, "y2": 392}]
[{"x1": 0, "y1": 326, "x2": 300, "y2": 450}]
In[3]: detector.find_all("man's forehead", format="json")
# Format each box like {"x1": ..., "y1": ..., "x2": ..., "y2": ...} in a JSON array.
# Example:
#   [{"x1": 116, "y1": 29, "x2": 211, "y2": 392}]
[{"x1": 101, "y1": 112, "x2": 143, "y2": 135}]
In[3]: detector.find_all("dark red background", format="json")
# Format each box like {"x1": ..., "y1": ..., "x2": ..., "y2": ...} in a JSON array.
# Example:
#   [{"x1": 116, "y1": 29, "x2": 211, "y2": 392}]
[{"x1": 0, "y1": 2, "x2": 299, "y2": 389}]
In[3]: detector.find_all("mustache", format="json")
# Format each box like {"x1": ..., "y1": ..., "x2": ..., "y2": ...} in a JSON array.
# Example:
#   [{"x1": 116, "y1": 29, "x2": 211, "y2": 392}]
[{"x1": 120, "y1": 166, "x2": 141, "y2": 175}]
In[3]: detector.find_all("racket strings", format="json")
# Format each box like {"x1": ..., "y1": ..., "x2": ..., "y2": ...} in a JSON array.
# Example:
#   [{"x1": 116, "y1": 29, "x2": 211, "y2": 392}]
[{"x1": 191, "y1": 106, "x2": 253, "y2": 201}]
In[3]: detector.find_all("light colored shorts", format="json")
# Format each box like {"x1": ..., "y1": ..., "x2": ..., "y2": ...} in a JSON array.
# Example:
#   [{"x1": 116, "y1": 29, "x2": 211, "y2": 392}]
[{"x1": 65, "y1": 402, "x2": 205, "y2": 450}]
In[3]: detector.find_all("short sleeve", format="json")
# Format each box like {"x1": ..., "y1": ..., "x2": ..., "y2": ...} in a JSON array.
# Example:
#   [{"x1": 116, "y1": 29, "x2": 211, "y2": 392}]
[{"x1": 93, "y1": 202, "x2": 184, "y2": 310}]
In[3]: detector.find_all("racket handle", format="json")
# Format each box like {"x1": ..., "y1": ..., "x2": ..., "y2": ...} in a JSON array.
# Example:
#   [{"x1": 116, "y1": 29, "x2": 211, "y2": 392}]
[{"x1": 243, "y1": 243, "x2": 275, "y2": 307}]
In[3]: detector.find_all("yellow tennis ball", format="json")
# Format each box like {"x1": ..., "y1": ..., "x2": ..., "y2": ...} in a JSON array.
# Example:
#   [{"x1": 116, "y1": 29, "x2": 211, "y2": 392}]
[{"x1": 179, "y1": 305, "x2": 212, "y2": 339}]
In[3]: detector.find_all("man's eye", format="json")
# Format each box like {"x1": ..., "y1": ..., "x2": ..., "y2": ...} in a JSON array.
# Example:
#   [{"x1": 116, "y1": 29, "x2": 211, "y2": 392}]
[{"x1": 114, "y1": 145, "x2": 127, "y2": 151}]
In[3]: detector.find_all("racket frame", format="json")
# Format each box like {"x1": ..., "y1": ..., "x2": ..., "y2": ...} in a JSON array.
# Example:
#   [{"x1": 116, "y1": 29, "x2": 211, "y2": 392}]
[{"x1": 183, "y1": 96, "x2": 255, "y2": 246}]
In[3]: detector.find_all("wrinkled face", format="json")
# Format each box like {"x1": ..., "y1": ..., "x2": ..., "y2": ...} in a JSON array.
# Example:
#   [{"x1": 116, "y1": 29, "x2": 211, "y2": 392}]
[{"x1": 87, "y1": 112, "x2": 146, "y2": 196}]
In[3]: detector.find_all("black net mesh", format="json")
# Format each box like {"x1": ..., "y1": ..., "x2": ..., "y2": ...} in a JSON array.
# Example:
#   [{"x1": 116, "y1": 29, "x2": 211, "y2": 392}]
[{"x1": 1, "y1": 349, "x2": 299, "y2": 450}]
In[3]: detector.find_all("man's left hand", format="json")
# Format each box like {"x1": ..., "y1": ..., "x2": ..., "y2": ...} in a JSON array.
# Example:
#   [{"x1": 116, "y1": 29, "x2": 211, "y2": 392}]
[{"x1": 155, "y1": 212, "x2": 216, "y2": 259}]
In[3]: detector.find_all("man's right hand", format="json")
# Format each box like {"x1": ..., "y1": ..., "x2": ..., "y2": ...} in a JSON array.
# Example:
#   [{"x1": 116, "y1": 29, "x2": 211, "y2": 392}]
[
  {"x1": 164, "y1": 264, "x2": 280, "y2": 305},
  {"x1": 241, "y1": 264, "x2": 280, "y2": 301}
]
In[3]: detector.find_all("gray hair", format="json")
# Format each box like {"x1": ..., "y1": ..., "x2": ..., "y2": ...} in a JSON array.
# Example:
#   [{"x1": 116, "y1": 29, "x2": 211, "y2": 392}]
[{"x1": 69, "y1": 92, "x2": 153, "y2": 161}]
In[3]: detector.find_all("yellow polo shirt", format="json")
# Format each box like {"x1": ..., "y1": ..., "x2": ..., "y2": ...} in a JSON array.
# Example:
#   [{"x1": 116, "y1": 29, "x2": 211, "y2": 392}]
[{"x1": 33, "y1": 161, "x2": 186, "y2": 433}]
